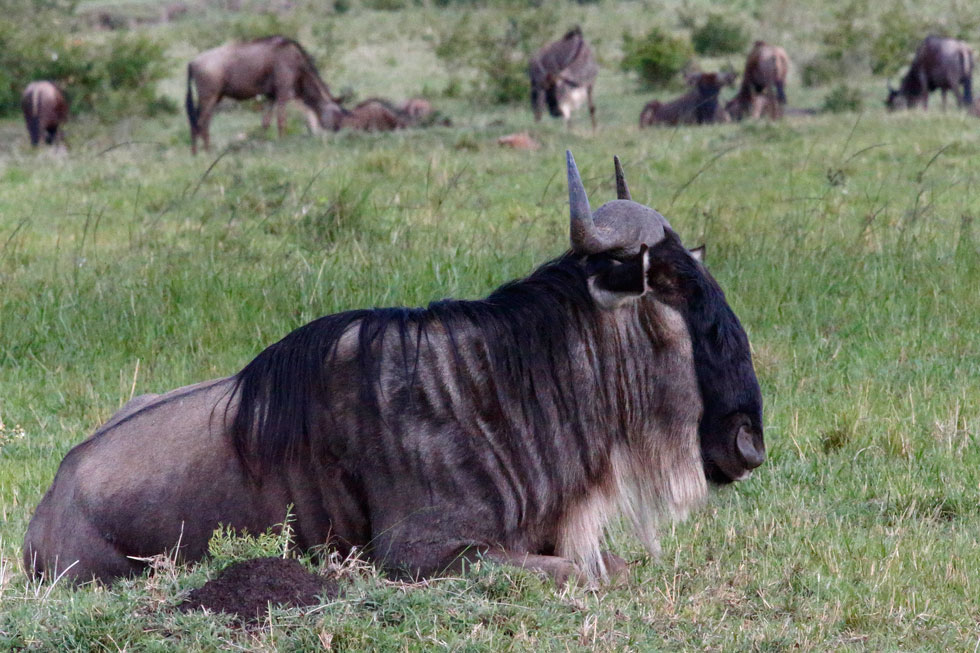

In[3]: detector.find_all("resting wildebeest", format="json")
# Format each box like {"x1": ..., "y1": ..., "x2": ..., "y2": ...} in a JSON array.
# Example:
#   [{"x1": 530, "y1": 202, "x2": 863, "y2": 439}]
[
  {"x1": 639, "y1": 71, "x2": 735, "y2": 127},
  {"x1": 529, "y1": 26, "x2": 598, "y2": 130},
  {"x1": 324, "y1": 98, "x2": 442, "y2": 132},
  {"x1": 886, "y1": 36, "x2": 974, "y2": 110},
  {"x1": 725, "y1": 41, "x2": 789, "y2": 120},
  {"x1": 23, "y1": 153, "x2": 765, "y2": 586},
  {"x1": 185, "y1": 35, "x2": 342, "y2": 154},
  {"x1": 21, "y1": 81, "x2": 69, "y2": 148}
]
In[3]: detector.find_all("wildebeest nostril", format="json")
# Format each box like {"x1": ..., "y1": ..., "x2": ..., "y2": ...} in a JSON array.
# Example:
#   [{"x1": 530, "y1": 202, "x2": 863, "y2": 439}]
[{"x1": 736, "y1": 426, "x2": 766, "y2": 468}]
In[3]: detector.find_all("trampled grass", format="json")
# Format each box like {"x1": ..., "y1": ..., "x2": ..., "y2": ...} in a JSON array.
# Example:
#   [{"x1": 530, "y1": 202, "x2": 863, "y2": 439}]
[{"x1": 1, "y1": 1, "x2": 979, "y2": 650}]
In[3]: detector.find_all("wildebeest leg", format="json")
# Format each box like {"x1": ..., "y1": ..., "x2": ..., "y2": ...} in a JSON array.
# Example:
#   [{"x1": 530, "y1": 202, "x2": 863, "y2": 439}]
[
  {"x1": 276, "y1": 98, "x2": 289, "y2": 138},
  {"x1": 599, "y1": 551, "x2": 628, "y2": 582},
  {"x1": 301, "y1": 106, "x2": 320, "y2": 134},
  {"x1": 23, "y1": 494, "x2": 145, "y2": 584},
  {"x1": 261, "y1": 103, "x2": 274, "y2": 131},
  {"x1": 531, "y1": 88, "x2": 544, "y2": 122},
  {"x1": 480, "y1": 548, "x2": 588, "y2": 585},
  {"x1": 587, "y1": 84, "x2": 596, "y2": 132},
  {"x1": 195, "y1": 95, "x2": 220, "y2": 153},
  {"x1": 941, "y1": 89, "x2": 948, "y2": 111}
]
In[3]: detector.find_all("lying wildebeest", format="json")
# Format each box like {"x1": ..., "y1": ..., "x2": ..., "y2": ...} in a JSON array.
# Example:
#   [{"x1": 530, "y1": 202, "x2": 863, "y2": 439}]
[
  {"x1": 639, "y1": 71, "x2": 735, "y2": 127},
  {"x1": 324, "y1": 97, "x2": 443, "y2": 132},
  {"x1": 23, "y1": 153, "x2": 765, "y2": 585},
  {"x1": 400, "y1": 97, "x2": 434, "y2": 122},
  {"x1": 185, "y1": 35, "x2": 342, "y2": 154},
  {"x1": 529, "y1": 26, "x2": 598, "y2": 130},
  {"x1": 21, "y1": 81, "x2": 69, "y2": 148},
  {"x1": 886, "y1": 36, "x2": 974, "y2": 110},
  {"x1": 725, "y1": 41, "x2": 789, "y2": 120}
]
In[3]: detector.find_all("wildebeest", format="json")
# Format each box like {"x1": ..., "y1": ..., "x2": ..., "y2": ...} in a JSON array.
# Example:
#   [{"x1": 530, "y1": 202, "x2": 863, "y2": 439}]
[
  {"x1": 21, "y1": 81, "x2": 69, "y2": 148},
  {"x1": 886, "y1": 36, "x2": 974, "y2": 110},
  {"x1": 319, "y1": 97, "x2": 444, "y2": 132},
  {"x1": 529, "y1": 26, "x2": 598, "y2": 130},
  {"x1": 23, "y1": 152, "x2": 765, "y2": 586},
  {"x1": 400, "y1": 97, "x2": 434, "y2": 122},
  {"x1": 725, "y1": 41, "x2": 789, "y2": 120},
  {"x1": 185, "y1": 35, "x2": 342, "y2": 154},
  {"x1": 639, "y1": 71, "x2": 735, "y2": 127}
]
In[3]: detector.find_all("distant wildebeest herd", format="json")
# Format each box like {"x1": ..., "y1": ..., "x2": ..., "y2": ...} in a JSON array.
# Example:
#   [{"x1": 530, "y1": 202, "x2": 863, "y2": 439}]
[{"x1": 18, "y1": 29, "x2": 979, "y2": 151}]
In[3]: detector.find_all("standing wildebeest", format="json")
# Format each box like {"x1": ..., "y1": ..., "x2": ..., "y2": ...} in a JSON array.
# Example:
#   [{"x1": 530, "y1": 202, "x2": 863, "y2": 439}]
[
  {"x1": 21, "y1": 81, "x2": 69, "y2": 148},
  {"x1": 639, "y1": 71, "x2": 735, "y2": 127},
  {"x1": 23, "y1": 153, "x2": 765, "y2": 585},
  {"x1": 886, "y1": 36, "x2": 974, "y2": 110},
  {"x1": 185, "y1": 35, "x2": 342, "y2": 154},
  {"x1": 725, "y1": 41, "x2": 789, "y2": 120},
  {"x1": 529, "y1": 26, "x2": 598, "y2": 130}
]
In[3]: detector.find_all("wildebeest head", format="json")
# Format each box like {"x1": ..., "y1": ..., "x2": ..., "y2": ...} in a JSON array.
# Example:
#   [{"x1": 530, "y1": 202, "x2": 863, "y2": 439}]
[
  {"x1": 567, "y1": 153, "x2": 765, "y2": 483},
  {"x1": 885, "y1": 82, "x2": 909, "y2": 111}
]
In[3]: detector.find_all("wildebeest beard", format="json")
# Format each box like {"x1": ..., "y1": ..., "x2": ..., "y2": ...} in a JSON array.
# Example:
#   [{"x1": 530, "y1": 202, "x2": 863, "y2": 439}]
[{"x1": 644, "y1": 232, "x2": 765, "y2": 484}]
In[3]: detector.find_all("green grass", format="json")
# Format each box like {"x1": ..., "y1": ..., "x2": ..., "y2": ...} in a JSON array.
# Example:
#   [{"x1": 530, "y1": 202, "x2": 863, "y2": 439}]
[{"x1": 2, "y1": 1, "x2": 980, "y2": 650}]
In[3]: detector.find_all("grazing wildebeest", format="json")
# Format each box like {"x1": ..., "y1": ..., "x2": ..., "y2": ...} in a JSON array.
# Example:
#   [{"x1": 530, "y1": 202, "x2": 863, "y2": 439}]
[
  {"x1": 23, "y1": 153, "x2": 765, "y2": 586},
  {"x1": 639, "y1": 71, "x2": 736, "y2": 127},
  {"x1": 21, "y1": 81, "x2": 69, "y2": 148},
  {"x1": 529, "y1": 26, "x2": 598, "y2": 130},
  {"x1": 886, "y1": 36, "x2": 974, "y2": 111},
  {"x1": 185, "y1": 35, "x2": 342, "y2": 154},
  {"x1": 725, "y1": 41, "x2": 789, "y2": 120}
]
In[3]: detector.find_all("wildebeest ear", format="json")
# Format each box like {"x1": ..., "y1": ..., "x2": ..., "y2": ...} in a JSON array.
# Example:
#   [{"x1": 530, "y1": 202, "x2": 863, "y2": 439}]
[
  {"x1": 588, "y1": 244, "x2": 650, "y2": 309},
  {"x1": 689, "y1": 245, "x2": 705, "y2": 262}
]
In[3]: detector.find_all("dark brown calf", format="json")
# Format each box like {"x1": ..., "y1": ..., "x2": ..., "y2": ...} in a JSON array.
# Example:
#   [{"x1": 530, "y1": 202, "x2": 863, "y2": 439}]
[{"x1": 639, "y1": 72, "x2": 735, "y2": 127}]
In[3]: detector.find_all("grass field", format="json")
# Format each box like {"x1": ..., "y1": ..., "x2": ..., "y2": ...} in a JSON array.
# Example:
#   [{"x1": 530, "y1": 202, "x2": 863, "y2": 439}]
[{"x1": 1, "y1": 0, "x2": 979, "y2": 650}]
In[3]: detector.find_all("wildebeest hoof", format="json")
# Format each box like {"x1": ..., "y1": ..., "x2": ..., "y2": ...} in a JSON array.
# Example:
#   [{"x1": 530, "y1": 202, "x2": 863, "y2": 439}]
[{"x1": 600, "y1": 551, "x2": 629, "y2": 583}]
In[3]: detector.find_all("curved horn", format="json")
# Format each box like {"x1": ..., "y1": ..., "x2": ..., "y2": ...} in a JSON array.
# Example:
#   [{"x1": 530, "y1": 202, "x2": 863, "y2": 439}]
[
  {"x1": 567, "y1": 150, "x2": 602, "y2": 253},
  {"x1": 613, "y1": 155, "x2": 631, "y2": 200}
]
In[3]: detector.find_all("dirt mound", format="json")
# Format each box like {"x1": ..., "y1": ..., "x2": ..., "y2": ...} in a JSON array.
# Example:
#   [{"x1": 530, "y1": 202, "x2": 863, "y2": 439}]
[{"x1": 179, "y1": 557, "x2": 339, "y2": 623}]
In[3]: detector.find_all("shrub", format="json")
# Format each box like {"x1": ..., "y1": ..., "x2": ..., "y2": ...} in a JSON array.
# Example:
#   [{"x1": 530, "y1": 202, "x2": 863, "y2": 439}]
[
  {"x1": 870, "y1": 5, "x2": 920, "y2": 77},
  {"x1": 363, "y1": 0, "x2": 407, "y2": 10},
  {"x1": 801, "y1": 0, "x2": 876, "y2": 87},
  {"x1": 435, "y1": 7, "x2": 560, "y2": 105},
  {"x1": 691, "y1": 13, "x2": 749, "y2": 56},
  {"x1": 0, "y1": 18, "x2": 173, "y2": 120},
  {"x1": 620, "y1": 27, "x2": 693, "y2": 89},
  {"x1": 802, "y1": 57, "x2": 838, "y2": 87},
  {"x1": 822, "y1": 84, "x2": 863, "y2": 113}
]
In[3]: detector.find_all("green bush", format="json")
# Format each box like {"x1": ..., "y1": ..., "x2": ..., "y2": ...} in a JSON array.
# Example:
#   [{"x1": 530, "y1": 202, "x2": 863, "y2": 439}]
[
  {"x1": 435, "y1": 7, "x2": 560, "y2": 105},
  {"x1": 620, "y1": 27, "x2": 693, "y2": 89},
  {"x1": 0, "y1": 21, "x2": 173, "y2": 120},
  {"x1": 691, "y1": 13, "x2": 749, "y2": 56},
  {"x1": 822, "y1": 84, "x2": 863, "y2": 113},
  {"x1": 364, "y1": 0, "x2": 408, "y2": 10},
  {"x1": 801, "y1": 56, "x2": 838, "y2": 87},
  {"x1": 870, "y1": 5, "x2": 920, "y2": 77}
]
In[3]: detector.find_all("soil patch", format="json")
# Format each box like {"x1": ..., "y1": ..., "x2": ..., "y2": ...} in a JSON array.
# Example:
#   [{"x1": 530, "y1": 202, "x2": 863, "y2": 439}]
[{"x1": 178, "y1": 557, "x2": 339, "y2": 623}]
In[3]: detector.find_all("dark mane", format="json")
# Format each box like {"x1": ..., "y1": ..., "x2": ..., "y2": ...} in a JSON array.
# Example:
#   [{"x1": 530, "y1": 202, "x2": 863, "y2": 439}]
[{"x1": 229, "y1": 254, "x2": 603, "y2": 475}]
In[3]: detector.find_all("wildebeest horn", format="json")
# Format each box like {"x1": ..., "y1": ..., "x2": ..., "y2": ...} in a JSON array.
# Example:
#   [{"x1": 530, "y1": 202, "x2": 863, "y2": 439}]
[
  {"x1": 567, "y1": 150, "x2": 669, "y2": 256},
  {"x1": 614, "y1": 156, "x2": 631, "y2": 201},
  {"x1": 567, "y1": 150, "x2": 602, "y2": 253}
]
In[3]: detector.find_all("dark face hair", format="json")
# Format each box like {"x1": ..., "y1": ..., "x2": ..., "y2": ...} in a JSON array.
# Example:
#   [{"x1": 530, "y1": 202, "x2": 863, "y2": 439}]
[{"x1": 644, "y1": 231, "x2": 765, "y2": 483}]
